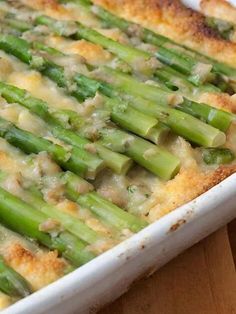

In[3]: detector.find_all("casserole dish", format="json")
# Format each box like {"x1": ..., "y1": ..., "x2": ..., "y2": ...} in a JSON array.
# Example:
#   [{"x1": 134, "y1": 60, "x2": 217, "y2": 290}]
[{"x1": 0, "y1": 0, "x2": 236, "y2": 312}]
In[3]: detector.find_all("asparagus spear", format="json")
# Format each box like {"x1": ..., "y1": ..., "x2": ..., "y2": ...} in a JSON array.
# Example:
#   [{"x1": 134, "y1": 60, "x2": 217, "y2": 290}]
[
  {"x1": 154, "y1": 65, "x2": 220, "y2": 94},
  {"x1": 97, "y1": 128, "x2": 180, "y2": 180},
  {"x1": 62, "y1": 171, "x2": 148, "y2": 232},
  {"x1": 177, "y1": 99, "x2": 233, "y2": 133},
  {"x1": 28, "y1": 36, "x2": 230, "y2": 145},
  {"x1": 0, "y1": 81, "x2": 132, "y2": 174},
  {"x1": 25, "y1": 191, "x2": 107, "y2": 245},
  {"x1": 0, "y1": 116, "x2": 105, "y2": 179},
  {"x1": 45, "y1": 31, "x2": 228, "y2": 132},
  {"x1": 202, "y1": 148, "x2": 235, "y2": 165},
  {"x1": 0, "y1": 255, "x2": 31, "y2": 297},
  {"x1": 91, "y1": 67, "x2": 233, "y2": 132},
  {"x1": 75, "y1": 72, "x2": 227, "y2": 146},
  {"x1": 157, "y1": 44, "x2": 236, "y2": 87},
  {"x1": 0, "y1": 10, "x2": 219, "y2": 96},
  {"x1": 0, "y1": 187, "x2": 95, "y2": 266},
  {"x1": 92, "y1": 66, "x2": 181, "y2": 106},
  {"x1": 75, "y1": 67, "x2": 230, "y2": 141},
  {"x1": 29, "y1": 38, "x2": 228, "y2": 138},
  {"x1": 74, "y1": 72, "x2": 233, "y2": 133},
  {"x1": 0, "y1": 169, "x2": 102, "y2": 245}
]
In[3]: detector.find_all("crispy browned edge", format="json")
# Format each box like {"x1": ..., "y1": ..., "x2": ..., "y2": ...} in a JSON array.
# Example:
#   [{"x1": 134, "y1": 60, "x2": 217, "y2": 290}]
[
  {"x1": 90, "y1": 0, "x2": 236, "y2": 67},
  {"x1": 201, "y1": 0, "x2": 236, "y2": 24}
]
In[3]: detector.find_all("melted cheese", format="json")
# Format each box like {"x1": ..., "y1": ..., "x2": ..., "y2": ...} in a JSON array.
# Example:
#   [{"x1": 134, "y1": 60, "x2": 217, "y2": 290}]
[
  {"x1": 47, "y1": 35, "x2": 113, "y2": 65},
  {"x1": 7, "y1": 70, "x2": 78, "y2": 111},
  {"x1": 0, "y1": 225, "x2": 67, "y2": 301}
]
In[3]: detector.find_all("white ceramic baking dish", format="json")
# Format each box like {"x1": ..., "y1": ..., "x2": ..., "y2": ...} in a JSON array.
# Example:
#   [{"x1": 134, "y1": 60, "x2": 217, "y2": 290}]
[{"x1": 2, "y1": 1, "x2": 236, "y2": 313}]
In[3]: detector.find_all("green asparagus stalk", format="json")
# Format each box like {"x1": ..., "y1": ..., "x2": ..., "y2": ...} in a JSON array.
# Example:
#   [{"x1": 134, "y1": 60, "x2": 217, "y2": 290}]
[
  {"x1": 58, "y1": 125, "x2": 180, "y2": 179},
  {"x1": 0, "y1": 116, "x2": 105, "y2": 179},
  {"x1": 98, "y1": 128, "x2": 180, "y2": 180},
  {"x1": 177, "y1": 99, "x2": 234, "y2": 133},
  {"x1": 0, "y1": 187, "x2": 95, "y2": 266},
  {"x1": 62, "y1": 171, "x2": 148, "y2": 232},
  {"x1": 1, "y1": 12, "x2": 221, "y2": 93},
  {"x1": 74, "y1": 72, "x2": 233, "y2": 133},
  {"x1": 0, "y1": 81, "x2": 132, "y2": 174},
  {"x1": 0, "y1": 255, "x2": 31, "y2": 297},
  {"x1": 23, "y1": 192, "x2": 106, "y2": 245},
  {"x1": 0, "y1": 169, "x2": 102, "y2": 245},
  {"x1": 78, "y1": 71, "x2": 227, "y2": 145},
  {"x1": 92, "y1": 66, "x2": 181, "y2": 106},
  {"x1": 202, "y1": 148, "x2": 235, "y2": 165},
  {"x1": 126, "y1": 95, "x2": 226, "y2": 147},
  {"x1": 158, "y1": 45, "x2": 236, "y2": 86},
  {"x1": 154, "y1": 65, "x2": 220, "y2": 94}
]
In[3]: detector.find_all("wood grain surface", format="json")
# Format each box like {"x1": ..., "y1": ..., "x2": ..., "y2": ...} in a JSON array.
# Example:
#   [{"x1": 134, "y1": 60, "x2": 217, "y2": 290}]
[{"x1": 100, "y1": 221, "x2": 236, "y2": 314}]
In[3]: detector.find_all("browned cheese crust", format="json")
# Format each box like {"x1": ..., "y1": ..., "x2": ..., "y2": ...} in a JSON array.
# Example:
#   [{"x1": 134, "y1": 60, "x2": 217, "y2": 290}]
[
  {"x1": 198, "y1": 92, "x2": 236, "y2": 113},
  {"x1": 91, "y1": 0, "x2": 236, "y2": 67},
  {"x1": 149, "y1": 164, "x2": 236, "y2": 220},
  {"x1": 3, "y1": 242, "x2": 67, "y2": 291},
  {"x1": 201, "y1": 0, "x2": 236, "y2": 25}
]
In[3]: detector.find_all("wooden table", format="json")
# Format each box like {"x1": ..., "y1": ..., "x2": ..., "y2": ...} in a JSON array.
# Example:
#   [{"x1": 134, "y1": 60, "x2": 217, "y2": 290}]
[{"x1": 100, "y1": 220, "x2": 236, "y2": 314}]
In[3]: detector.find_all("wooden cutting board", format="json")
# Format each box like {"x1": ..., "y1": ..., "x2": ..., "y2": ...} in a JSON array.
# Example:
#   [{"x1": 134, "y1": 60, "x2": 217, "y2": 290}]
[{"x1": 100, "y1": 221, "x2": 236, "y2": 314}]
